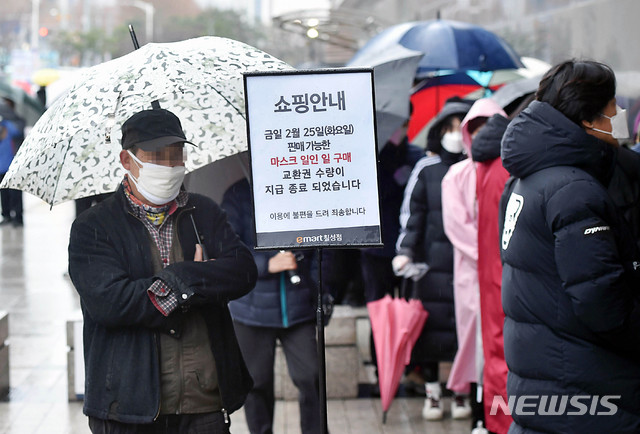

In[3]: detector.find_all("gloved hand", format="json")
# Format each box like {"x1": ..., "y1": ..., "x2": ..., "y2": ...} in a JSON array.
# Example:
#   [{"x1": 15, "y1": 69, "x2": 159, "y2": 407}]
[
  {"x1": 392, "y1": 255, "x2": 411, "y2": 275},
  {"x1": 402, "y1": 262, "x2": 429, "y2": 281},
  {"x1": 393, "y1": 255, "x2": 429, "y2": 281}
]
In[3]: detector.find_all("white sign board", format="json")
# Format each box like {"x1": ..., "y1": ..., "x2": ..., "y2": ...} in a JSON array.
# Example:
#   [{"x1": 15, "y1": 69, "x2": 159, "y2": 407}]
[{"x1": 244, "y1": 69, "x2": 382, "y2": 249}]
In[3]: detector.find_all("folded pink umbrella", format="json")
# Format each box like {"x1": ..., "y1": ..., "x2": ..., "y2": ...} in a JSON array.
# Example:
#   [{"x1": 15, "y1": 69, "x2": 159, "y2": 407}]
[{"x1": 367, "y1": 293, "x2": 428, "y2": 423}]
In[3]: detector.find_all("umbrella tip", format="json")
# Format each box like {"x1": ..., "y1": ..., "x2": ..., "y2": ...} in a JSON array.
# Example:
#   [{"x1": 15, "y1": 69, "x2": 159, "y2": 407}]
[
  {"x1": 382, "y1": 411, "x2": 387, "y2": 424},
  {"x1": 128, "y1": 24, "x2": 140, "y2": 50}
]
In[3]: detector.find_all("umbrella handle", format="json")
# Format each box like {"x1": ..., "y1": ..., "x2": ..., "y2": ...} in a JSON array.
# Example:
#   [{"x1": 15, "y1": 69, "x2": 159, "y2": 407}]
[
  {"x1": 400, "y1": 278, "x2": 408, "y2": 299},
  {"x1": 190, "y1": 214, "x2": 209, "y2": 261}
]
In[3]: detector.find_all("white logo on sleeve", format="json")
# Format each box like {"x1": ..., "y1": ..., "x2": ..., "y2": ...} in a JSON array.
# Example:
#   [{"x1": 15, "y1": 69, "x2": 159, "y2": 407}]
[
  {"x1": 502, "y1": 193, "x2": 524, "y2": 250},
  {"x1": 583, "y1": 225, "x2": 610, "y2": 235}
]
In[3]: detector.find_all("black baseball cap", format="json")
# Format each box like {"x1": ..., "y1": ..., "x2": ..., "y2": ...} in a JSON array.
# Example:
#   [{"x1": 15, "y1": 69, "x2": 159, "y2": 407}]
[{"x1": 121, "y1": 108, "x2": 194, "y2": 151}]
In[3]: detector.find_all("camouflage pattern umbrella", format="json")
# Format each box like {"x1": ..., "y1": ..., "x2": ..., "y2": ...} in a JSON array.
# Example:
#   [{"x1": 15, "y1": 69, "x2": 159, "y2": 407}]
[{"x1": 1, "y1": 36, "x2": 292, "y2": 205}]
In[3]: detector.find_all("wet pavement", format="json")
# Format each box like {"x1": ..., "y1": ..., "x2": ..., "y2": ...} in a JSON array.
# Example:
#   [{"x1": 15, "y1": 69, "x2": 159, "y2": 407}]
[{"x1": 0, "y1": 193, "x2": 470, "y2": 433}]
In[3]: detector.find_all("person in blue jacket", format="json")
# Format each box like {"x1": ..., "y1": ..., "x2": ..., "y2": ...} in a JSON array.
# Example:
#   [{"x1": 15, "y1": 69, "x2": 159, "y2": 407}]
[
  {"x1": 499, "y1": 59, "x2": 640, "y2": 433},
  {"x1": 221, "y1": 178, "x2": 321, "y2": 434},
  {"x1": 0, "y1": 99, "x2": 25, "y2": 226}
]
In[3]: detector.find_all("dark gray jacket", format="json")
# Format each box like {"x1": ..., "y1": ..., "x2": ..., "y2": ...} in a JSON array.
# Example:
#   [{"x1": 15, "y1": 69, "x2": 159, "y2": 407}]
[{"x1": 68, "y1": 185, "x2": 257, "y2": 423}]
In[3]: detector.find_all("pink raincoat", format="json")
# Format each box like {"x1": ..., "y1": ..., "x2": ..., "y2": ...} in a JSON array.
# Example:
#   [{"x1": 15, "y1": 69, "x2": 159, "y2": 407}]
[{"x1": 441, "y1": 99, "x2": 506, "y2": 394}]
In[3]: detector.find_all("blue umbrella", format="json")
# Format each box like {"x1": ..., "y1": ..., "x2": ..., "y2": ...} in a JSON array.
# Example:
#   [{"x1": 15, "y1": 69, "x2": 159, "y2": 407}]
[{"x1": 349, "y1": 20, "x2": 523, "y2": 79}]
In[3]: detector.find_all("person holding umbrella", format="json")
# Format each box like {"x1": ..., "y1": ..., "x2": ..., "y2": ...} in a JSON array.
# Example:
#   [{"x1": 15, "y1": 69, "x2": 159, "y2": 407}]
[
  {"x1": 392, "y1": 98, "x2": 472, "y2": 420},
  {"x1": 68, "y1": 108, "x2": 258, "y2": 433}
]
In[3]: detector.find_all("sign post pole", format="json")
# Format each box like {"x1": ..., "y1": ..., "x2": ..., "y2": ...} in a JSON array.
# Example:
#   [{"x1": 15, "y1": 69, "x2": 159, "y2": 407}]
[{"x1": 316, "y1": 247, "x2": 328, "y2": 432}]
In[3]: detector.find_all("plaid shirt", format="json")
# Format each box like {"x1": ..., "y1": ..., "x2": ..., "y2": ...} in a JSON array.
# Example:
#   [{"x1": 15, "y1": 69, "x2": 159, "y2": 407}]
[{"x1": 123, "y1": 177, "x2": 189, "y2": 316}]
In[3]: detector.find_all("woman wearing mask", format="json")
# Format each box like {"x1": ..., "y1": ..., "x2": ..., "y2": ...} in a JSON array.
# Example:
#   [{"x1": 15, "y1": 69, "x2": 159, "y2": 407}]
[
  {"x1": 500, "y1": 59, "x2": 640, "y2": 433},
  {"x1": 393, "y1": 98, "x2": 471, "y2": 420}
]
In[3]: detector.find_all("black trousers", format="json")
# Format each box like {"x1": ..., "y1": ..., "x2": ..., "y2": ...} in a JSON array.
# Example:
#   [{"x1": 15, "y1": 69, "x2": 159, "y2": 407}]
[
  {"x1": 88, "y1": 411, "x2": 229, "y2": 434},
  {"x1": 233, "y1": 320, "x2": 321, "y2": 434}
]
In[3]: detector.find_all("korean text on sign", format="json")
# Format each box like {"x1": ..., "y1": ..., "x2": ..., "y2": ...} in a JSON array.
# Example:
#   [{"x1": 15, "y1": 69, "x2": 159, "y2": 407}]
[
  {"x1": 274, "y1": 91, "x2": 346, "y2": 113},
  {"x1": 269, "y1": 153, "x2": 351, "y2": 167},
  {"x1": 263, "y1": 124, "x2": 355, "y2": 141}
]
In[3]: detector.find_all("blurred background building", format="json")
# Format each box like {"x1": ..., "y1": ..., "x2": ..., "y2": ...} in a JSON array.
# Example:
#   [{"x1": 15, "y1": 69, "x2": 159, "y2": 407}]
[{"x1": 0, "y1": 0, "x2": 638, "y2": 93}]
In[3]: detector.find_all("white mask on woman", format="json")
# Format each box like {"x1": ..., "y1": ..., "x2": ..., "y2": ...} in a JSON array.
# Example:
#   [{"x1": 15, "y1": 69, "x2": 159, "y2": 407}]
[
  {"x1": 441, "y1": 131, "x2": 464, "y2": 154},
  {"x1": 127, "y1": 150, "x2": 185, "y2": 205}
]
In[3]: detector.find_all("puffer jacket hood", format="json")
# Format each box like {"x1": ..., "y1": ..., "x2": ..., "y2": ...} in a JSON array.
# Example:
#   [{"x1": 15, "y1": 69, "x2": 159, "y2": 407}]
[
  {"x1": 501, "y1": 100, "x2": 616, "y2": 184},
  {"x1": 471, "y1": 113, "x2": 509, "y2": 163},
  {"x1": 461, "y1": 98, "x2": 506, "y2": 154}
]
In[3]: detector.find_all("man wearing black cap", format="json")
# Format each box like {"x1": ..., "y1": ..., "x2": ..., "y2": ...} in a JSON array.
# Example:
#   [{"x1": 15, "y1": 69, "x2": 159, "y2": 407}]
[{"x1": 68, "y1": 108, "x2": 258, "y2": 433}]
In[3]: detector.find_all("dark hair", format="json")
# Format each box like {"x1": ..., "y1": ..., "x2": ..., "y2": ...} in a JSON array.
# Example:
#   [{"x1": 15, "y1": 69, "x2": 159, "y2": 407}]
[
  {"x1": 439, "y1": 114, "x2": 464, "y2": 136},
  {"x1": 467, "y1": 116, "x2": 489, "y2": 136},
  {"x1": 536, "y1": 59, "x2": 616, "y2": 125}
]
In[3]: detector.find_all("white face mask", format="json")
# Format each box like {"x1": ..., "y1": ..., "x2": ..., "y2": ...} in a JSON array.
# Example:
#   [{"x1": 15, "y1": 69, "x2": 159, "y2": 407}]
[
  {"x1": 593, "y1": 105, "x2": 629, "y2": 139},
  {"x1": 127, "y1": 150, "x2": 185, "y2": 205},
  {"x1": 441, "y1": 130, "x2": 464, "y2": 154}
]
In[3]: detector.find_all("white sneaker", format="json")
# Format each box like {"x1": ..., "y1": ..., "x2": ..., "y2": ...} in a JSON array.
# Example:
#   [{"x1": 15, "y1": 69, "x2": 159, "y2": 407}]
[
  {"x1": 471, "y1": 421, "x2": 489, "y2": 434},
  {"x1": 422, "y1": 382, "x2": 444, "y2": 420},
  {"x1": 451, "y1": 395, "x2": 472, "y2": 419},
  {"x1": 422, "y1": 396, "x2": 444, "y2": 420}
]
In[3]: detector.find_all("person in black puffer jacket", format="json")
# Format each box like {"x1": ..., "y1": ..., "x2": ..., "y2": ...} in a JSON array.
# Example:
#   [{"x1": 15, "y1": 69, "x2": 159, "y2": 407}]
[
  {"x1": 393, "y1": 98, "x2": 472, "y2": 420},
  {"x1": 499, "y1": 60, "x2": 640, "y2": 433}
]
